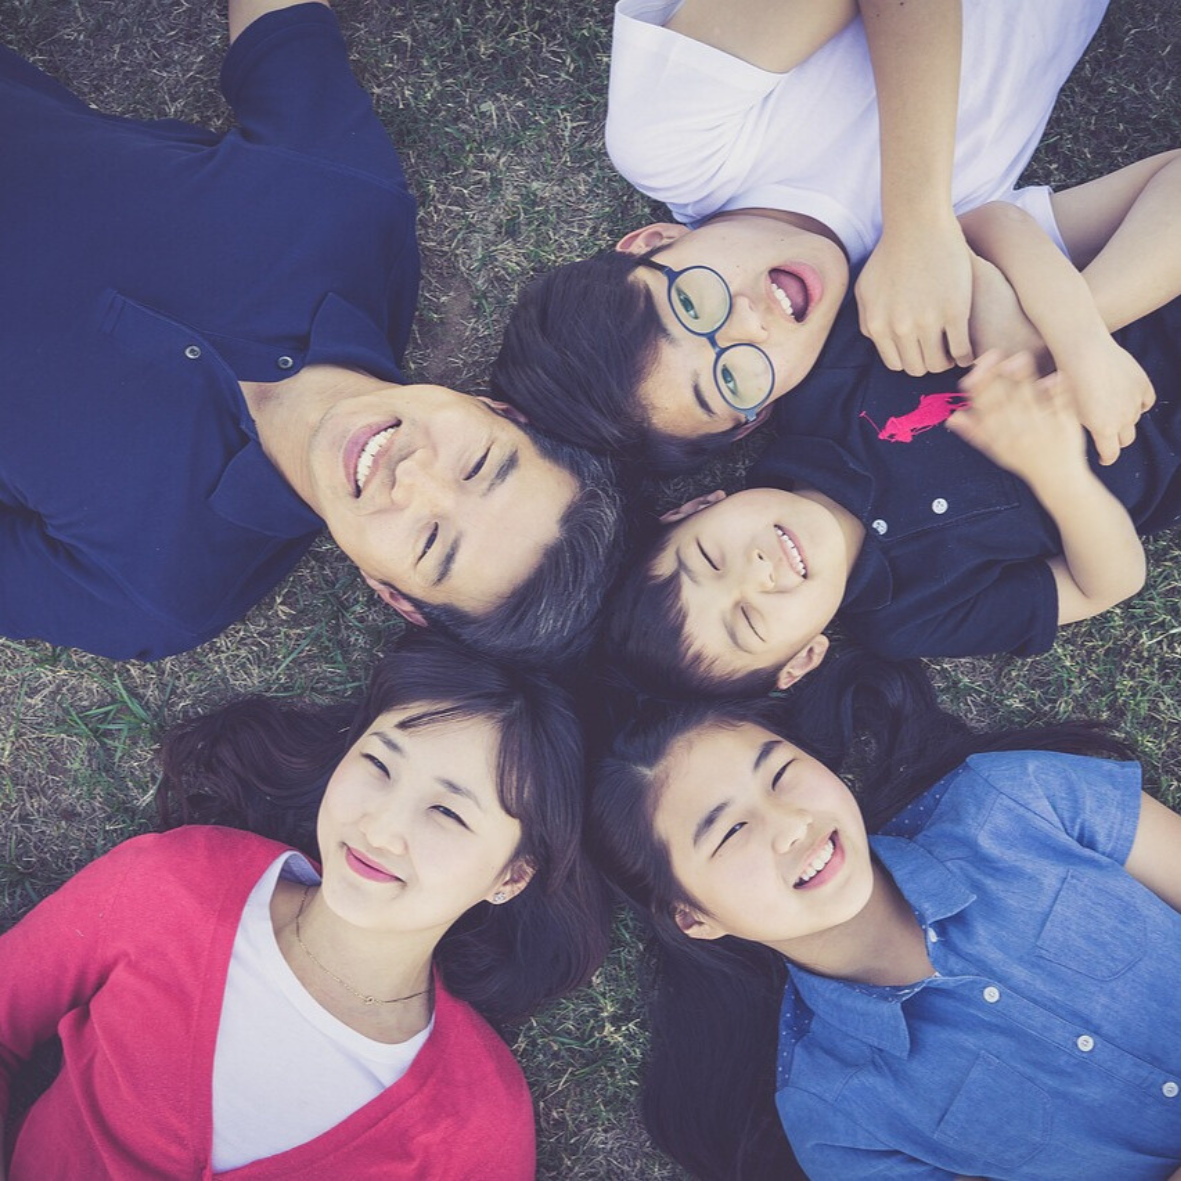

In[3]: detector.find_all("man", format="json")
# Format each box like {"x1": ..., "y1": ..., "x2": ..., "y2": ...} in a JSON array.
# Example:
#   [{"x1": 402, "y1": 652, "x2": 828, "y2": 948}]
[{"x1": 0, "y1": 0, "x2": 621, "y2": 664}]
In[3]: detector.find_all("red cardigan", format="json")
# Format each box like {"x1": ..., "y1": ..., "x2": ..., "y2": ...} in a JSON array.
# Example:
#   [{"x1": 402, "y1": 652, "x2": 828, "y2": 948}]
[{"x1": 0, "y1": 827, "x2": 536, "y2": 1179}]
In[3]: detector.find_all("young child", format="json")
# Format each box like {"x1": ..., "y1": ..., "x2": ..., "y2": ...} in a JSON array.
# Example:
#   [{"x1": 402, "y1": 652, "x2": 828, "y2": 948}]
[
  {"x1": 607, "y1": 280, "x2": 1181, "y2": 696},
  {"x1": 0, "y1": 634, "x2": 608, "y2": 1179},
  {"x1": 590, "y1": 662, "x2": 1181, "y2": 1179},
  {"x1": 493, "y1": 0, "x2": 1181, "y2": 468}
]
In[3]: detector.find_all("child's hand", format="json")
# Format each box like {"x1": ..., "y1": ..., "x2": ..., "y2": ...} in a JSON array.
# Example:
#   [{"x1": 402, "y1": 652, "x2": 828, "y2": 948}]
[
  {"x1": 1055, "y1": 336, "x2": 1156, "y2": 466},
  {"x1": 856, "y1": 217, "x2": 975, "y2": 375},
  {"x1": 947, "y1": 351, "x2": 1086, "y2": 488}
]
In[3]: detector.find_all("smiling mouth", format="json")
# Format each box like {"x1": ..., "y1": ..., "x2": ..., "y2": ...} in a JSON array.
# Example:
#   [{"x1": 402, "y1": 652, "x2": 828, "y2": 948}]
[
  {"x1": 345, "y1": 846, "x2": 403, "y2": 883},
  {"x1": 794, "y1": 831, "x2": 838, "y2": 887},
  {"x1": 354, "y1": 423, "x2": 400, "y2": 497},
  {"x1": 770, "y1": 268, "x2": 811, "y2": 322},
  {"x1": 775, "y1": 524, "x2": 808, "y2": 578}
]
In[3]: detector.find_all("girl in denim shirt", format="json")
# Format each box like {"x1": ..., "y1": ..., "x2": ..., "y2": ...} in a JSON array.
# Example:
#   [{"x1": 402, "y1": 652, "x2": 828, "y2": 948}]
[{"x1": 591, "y1": 654, "x2": 1181, "y2": 1179}]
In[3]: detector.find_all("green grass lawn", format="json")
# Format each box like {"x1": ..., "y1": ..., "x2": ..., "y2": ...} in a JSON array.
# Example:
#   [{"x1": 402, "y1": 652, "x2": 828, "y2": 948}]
[{"x1": 0, "y1": 1, "x2": 1178, "y2": 1175}]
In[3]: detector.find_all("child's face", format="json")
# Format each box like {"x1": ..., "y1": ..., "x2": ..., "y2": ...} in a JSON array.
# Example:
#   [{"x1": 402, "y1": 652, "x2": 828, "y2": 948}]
[
  {"x1": 623, "y1": 212, "x2": 849, "y2": 441},
  {"x1": 316, "y1": 707, "x2": 530, "y2": 938},
  {"x1": 652, "y1": 488, "x2": 849, "y2": 689},
  {"x1": 653, "y1": 721, "x2": 874, "y2": 955}
]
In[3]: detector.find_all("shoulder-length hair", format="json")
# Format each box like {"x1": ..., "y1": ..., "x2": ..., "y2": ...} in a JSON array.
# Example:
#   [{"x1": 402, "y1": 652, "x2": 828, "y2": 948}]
[
  {"x1": 157, "y1": 631, "x2": 610, "y2": 1026},
  {"x1": 590, "y1": 649, "x2": 1136, "y2": 1179}
]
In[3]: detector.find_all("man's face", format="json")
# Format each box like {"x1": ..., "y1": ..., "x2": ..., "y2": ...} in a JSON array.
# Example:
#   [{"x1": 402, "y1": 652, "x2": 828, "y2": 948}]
[
  {"x1": 627, "y1": 213, "x2": 849, "y2": 440},
  {"x1": 652, "y1": 488, "x2": 850, "y2": 687},
  {"x1": 305, "y1": 384, "x2": 577, "y2": 617}
]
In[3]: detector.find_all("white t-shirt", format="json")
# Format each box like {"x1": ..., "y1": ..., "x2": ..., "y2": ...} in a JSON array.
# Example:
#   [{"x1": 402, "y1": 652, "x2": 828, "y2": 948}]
[
  {"x1": 606, "y1": 0, "x2": 1109, "y2": 262},
  {"x1": 211, "y1": 852, "x2": 432, "y2": 1171}
]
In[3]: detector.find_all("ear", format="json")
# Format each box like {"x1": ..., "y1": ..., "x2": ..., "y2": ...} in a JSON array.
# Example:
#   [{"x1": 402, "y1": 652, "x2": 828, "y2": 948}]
[
  {"x1": 616, "y1": 222, "x2": 690, "y2": 256},
  {"x1": 475, "y1": 395, "x2": 530, "y2": 425},
  {"x1": 363, "y1": 575, "x2": 429, "y2": 628},
  {"x1": 659, "y1": 489, "x2": 727, "y2": 525},
  {"x1": 673, "y1": 903, "x2": 725, "y2": 941},
  {"x1": 487, "y1": 858, "x2": 536, "y2": 904},
  {"x1": 773, "y1": 634, "x2": 830, "y2": 691}
]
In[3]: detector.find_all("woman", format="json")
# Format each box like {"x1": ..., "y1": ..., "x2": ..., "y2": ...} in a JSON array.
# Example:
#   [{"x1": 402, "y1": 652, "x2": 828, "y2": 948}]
[
  {"x1": 0, "y1": 634, "x2": 609, "y2": 1178},
  {"x1": 590, "y1": 655, "x2": 1181, "y2": 1178}
]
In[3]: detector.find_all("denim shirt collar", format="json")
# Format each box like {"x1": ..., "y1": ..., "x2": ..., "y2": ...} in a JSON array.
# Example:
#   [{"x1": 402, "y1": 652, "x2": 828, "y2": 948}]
[{"x1": 785, "y1": 838, "x2": 977, "y2": 1058}]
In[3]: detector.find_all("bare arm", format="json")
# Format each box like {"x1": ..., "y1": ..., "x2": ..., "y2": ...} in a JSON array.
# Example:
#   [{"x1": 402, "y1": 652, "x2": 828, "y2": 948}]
[
  {"x1": 664, "y1": 0, "x2": 857, "y2": 74},
  {"x1": 1125, "y1": 792, "x2": 1181, "y2": 915},
  {"x1": 854, "y1": 0, "x2": 974, "y2": 375},
  {"x1": 228, "y1": 0, "x2": 329, "y2": 44},
  {"x1": 947, "y1": 352, "x2": 1146, "y2": 625},
  {"x1": 961, "y1": 200, "x2": 1154, "y2": 466}
]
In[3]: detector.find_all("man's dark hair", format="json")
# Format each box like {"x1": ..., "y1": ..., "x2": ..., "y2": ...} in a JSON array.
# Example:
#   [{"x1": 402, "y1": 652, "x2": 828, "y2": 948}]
[
  {"x1": 412, "y1": 424, "x2": 625, "y2": 669},
  {"x1": 604, "y1": 519, "x2": 779, "y2": 699},
  {"x1": 492, "y1": 249, "x2": 744, "y2": 471}
]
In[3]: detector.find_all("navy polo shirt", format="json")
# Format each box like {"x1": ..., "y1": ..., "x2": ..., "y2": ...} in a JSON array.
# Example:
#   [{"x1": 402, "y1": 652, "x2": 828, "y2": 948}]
[
  {"x1": 0, "y1": 5, "x2": 419, "y2": 659},
  {"x1": 777, "y1": 751, "x2": 1181, "y2": 1179},
  {"x1": 752, "y1": 295, "x2": 1181, "y2": 659}
]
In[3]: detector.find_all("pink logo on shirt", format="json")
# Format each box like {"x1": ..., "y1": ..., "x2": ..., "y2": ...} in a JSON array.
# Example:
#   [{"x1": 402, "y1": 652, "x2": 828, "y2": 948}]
[{"x1": 860, "y1": 393, "x2": 969, "y2": 442}]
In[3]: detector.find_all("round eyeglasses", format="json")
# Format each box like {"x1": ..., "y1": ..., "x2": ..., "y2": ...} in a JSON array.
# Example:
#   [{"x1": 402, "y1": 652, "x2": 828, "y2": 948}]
[{"x1": 639, "y1": 259, "x2": 776, "y2": 419}]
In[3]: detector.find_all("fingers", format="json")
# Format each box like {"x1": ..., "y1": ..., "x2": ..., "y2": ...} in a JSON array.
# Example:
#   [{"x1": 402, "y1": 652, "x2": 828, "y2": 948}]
[
  {"x1": 1141, "y1": 379, "x2": 1157, "y2": 413},
  {"x1": 945, "y1": 316, "x2": 975, "y2": 369},
  {"x1": 1092, "y1": 430, "x2": 1121, "y2": 467}
]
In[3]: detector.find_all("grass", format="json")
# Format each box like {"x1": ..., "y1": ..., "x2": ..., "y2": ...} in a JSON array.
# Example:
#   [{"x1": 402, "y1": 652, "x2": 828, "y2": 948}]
[{"x1": 0, "y1": 0, "x2": 1178, "y2": 1175}]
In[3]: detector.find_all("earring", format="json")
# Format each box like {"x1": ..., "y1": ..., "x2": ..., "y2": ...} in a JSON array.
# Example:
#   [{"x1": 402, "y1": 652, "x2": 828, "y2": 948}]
[{"x1": 492, "y1": 891, "x2": 508, "y2": 904}]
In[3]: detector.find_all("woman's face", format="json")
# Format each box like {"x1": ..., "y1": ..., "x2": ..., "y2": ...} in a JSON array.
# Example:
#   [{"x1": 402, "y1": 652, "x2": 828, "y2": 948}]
[
  {"x1": 652, "y1": 721, "x2": 874, "y2": 957},
  {"x1": 316, "y1": 706, "x2": 530, "y2": 938}
]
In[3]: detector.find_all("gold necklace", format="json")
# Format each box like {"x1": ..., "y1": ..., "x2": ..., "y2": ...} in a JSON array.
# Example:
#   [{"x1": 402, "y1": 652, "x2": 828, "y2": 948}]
[{"x1": 294, "y1": 885, "x2": 431, "y2": 1007}]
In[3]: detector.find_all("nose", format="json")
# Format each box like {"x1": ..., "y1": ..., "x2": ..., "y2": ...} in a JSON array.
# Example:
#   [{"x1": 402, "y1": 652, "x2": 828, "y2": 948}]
[
  {"x1": 714, "y1": 293, "x2": 768, "y2": 347},
  {"x1": 361, "y1": 798, "x2": 411, "y2": 857},
  {"x1": 771, "y1": 805, "x2": 812, "y2": 856},
  {"x1": 388, "y1": 447, "x2": 455, "y2": 515},
  {"x1": 745, "y1": 543, "x2": 778, "y2": 592}
]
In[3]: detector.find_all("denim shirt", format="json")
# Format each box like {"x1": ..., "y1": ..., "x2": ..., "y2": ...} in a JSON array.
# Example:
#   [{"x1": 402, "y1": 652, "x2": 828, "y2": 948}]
[{"x1": 776, "y1": 751, "x2": 1181, "y2": 1179}]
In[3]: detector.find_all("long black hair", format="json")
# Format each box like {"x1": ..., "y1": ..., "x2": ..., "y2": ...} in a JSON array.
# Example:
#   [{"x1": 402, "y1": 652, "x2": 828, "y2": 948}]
[
  {"x1": 589, "y1": 650, "x2": 1137, "y2": 1179},
  {"x1": 157, "y1": 631, "x2": 610, "y2": 1026}
]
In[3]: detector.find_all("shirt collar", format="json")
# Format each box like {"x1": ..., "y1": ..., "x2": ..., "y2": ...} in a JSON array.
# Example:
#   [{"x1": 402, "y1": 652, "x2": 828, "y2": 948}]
[
  {"x1": 784, "y1": 839, "x2": 976, "y2": 1059},
  {"x1": 213, "y1": 294, "x2": 402, "y2": 536}
]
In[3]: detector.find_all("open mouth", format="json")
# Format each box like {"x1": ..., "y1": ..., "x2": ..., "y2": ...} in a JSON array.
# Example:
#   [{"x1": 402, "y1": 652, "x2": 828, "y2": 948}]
[
  {"x1": 775, "y1": 524, "x2": 808, "y2": 579},
  {"x1": 770, "y1": 268, "x2": 812, "y2": 323},
  {"x1": 794, "y1": 830, "x2": 840, "y2": 888},
  {"x1": 352, "y1": 422, "x2": 400, "y2": 497}
]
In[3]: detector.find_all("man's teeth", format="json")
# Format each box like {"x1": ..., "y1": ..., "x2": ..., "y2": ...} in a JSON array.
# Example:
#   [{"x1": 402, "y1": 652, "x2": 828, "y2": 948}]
[
  {"x1": 775, "y1": 525, "x2": 807, "y2": 578},
  {"x1": 356, "y1": 427, "x2": 397, "y2": 493},
  {"x1": 772, "y1": 282, "x2": 796, "y2": 319},
  {"x1": 796, "y1": 838, "x2": 835, "y2": 885}
]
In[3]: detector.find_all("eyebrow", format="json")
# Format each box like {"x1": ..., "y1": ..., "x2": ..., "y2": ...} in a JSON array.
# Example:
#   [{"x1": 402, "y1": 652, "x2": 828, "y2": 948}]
[
  {"x1": 655, "y1": 307, "x2": 717, "y2": 421},
  {"x1": 692, "y1": 378, "x2": 717, "y2": 419},
  {"x1": 690, "y1": 738, "x2": 781, "y2": 848},
  {"x1": 375, "y1": 732, "x2": 405, "y2": 756},
  {"x1": 432, "y1": 449, "x2": 520, "y2": 588},
  {"x1": 438, "y1": 778, "x2": 484, "y2": 811}
]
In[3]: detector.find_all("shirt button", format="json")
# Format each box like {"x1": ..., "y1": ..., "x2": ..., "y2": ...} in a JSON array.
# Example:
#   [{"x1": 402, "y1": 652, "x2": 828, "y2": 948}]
[
  {"x1": 871, "y1": 519, "x2": 888, "y2": 535},
  {"x1": 931, "y1": 497, "x2": 949, "y2": 514},
  {"x1": 982, "y1": 986, "x2": 1000, "y2": 1004},
  {"x1": 1164, "y1": 1081, "x2": 1179, "y2": 1098},
  {"x1": 276, "y1": 355, "x2": 295, "y2": 370},
  {"x1": 926, "y1": 927, "x2": 939, "y2": 943},
  {"x1": 1076, "y1": 1034, "x2": 1095, "y2": 1052},
  {"x1": 184, "y1": 344, "x2": 202, "y2": 360}
]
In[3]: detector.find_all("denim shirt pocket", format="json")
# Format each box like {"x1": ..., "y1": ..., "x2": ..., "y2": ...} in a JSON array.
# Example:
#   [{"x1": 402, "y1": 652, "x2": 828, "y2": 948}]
[
  {"x1": 1035, "y1": 867, "x2": 1147, "y2": 979},
  {"x1": 933, "y1": 1051, "x2": 1050, "y2": 1168}
]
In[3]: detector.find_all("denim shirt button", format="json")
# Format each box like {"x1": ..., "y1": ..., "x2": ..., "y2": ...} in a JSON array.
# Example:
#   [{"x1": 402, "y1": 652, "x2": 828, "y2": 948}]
[
  {"x1": 1164, "y1": 1081, "x2": 1179, "y2": 1098},
  {"x1": 276, "y1": 355, "x2": 295, "y2": 370},
  {"x1": 1076, "y1": 1034, "x2": 1095, "y2": 1052},
  {"x1": 982, "y1": 985, "x2": 1001, "y2": 1003},
  {"x1": 184, "y1": 344, "x2": 202, "y2": 360},
  {"x1": 926, "y1": 927, "x2": 939, "y2": 943},
  {"x1": 932, "y1": 497, "x2": 949, "y2": 514},
  {"x1": 871, "y1": 518, "x2": 888, "y2": 535}
]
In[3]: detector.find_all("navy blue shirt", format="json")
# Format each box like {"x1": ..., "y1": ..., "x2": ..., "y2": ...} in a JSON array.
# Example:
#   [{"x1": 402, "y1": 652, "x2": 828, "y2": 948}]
[
  {"x1": 777, "y1": 751, "x2": 1181, "y2": 1179},
  {"x1": 751, "y1": 296, "x2": 1181, "y2": 659},
  {"x1": 0, "y1": 5, "x2": 419, "y2": 659}
]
